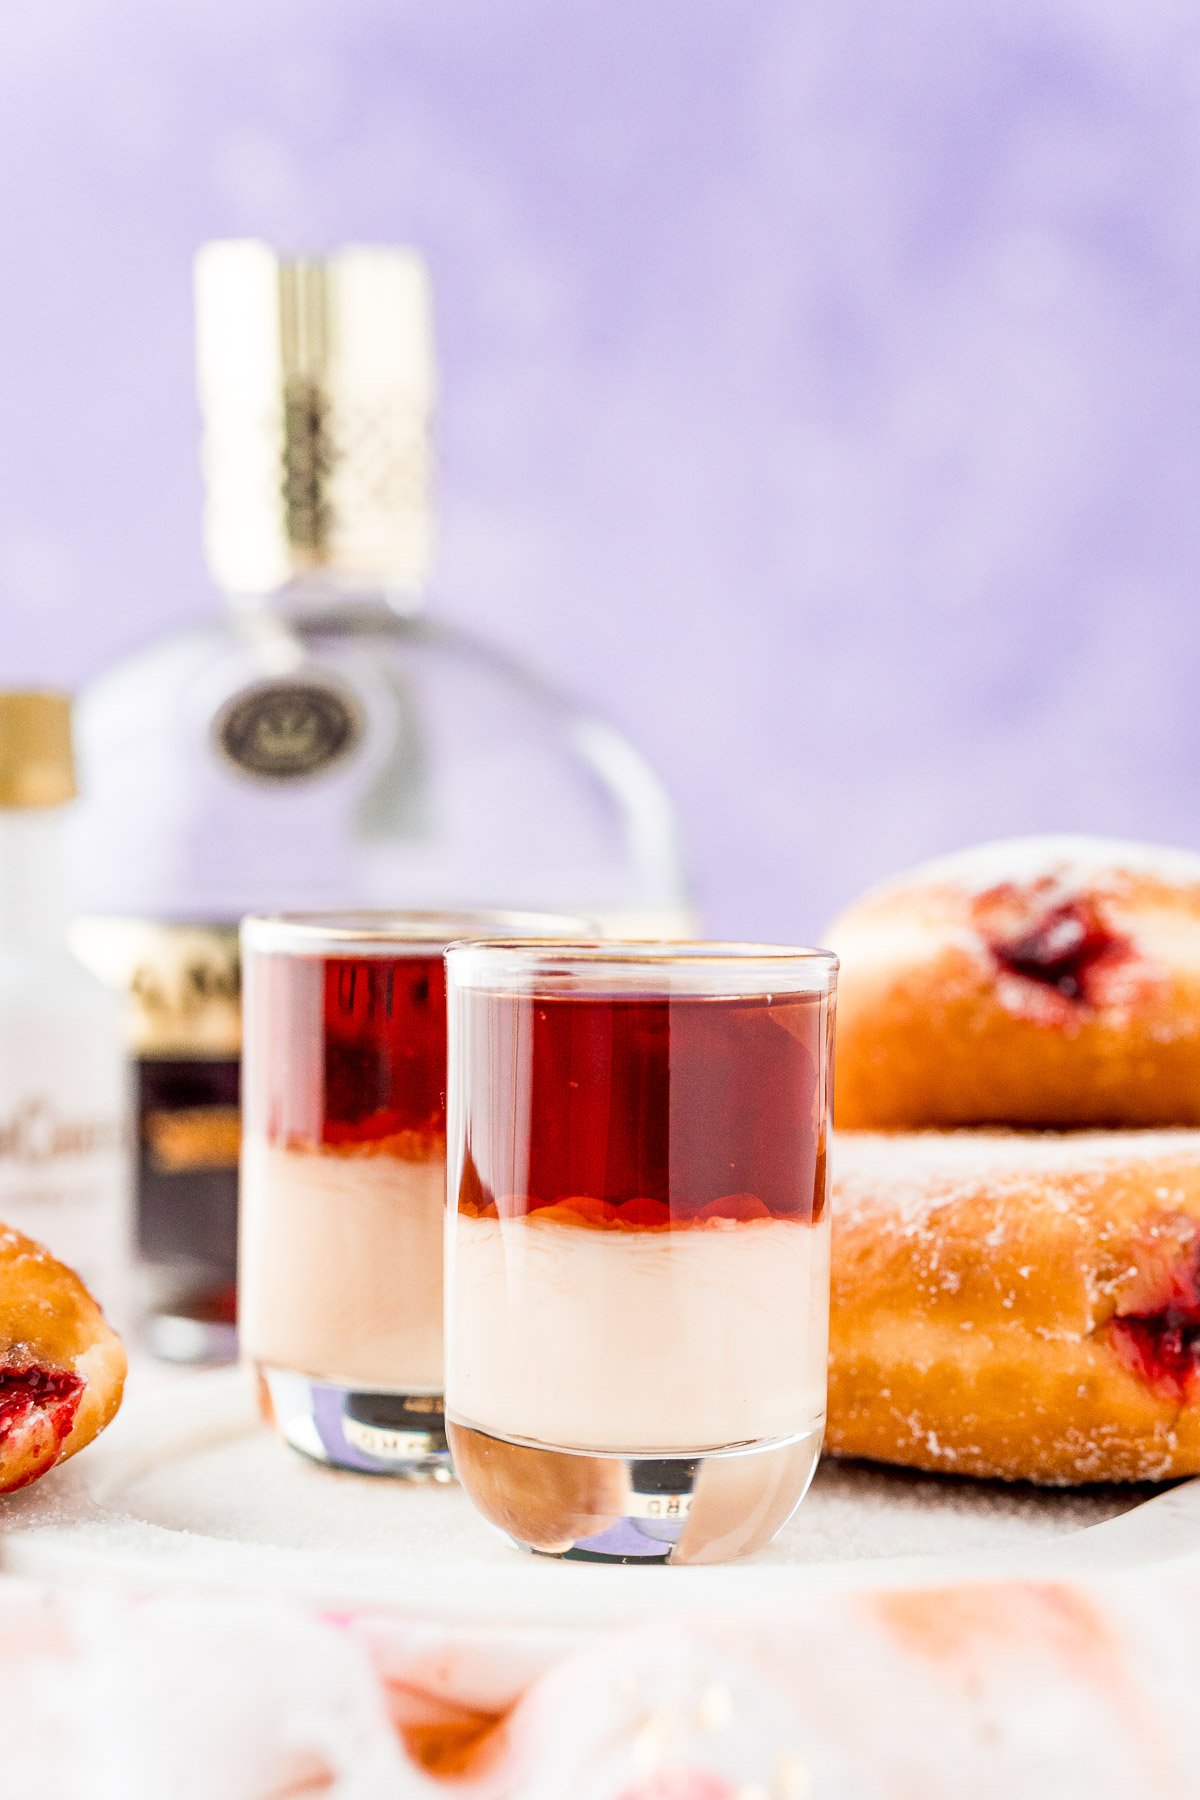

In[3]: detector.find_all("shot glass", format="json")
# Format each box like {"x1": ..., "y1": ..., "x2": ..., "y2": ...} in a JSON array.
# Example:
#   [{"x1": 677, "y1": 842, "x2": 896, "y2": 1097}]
[
  {"x1": 240, "y1": 910, "x2": 584, "y2": 1477},
  {"x1": 444, "y1": 940, "x2": 837, "y2": 1563}
]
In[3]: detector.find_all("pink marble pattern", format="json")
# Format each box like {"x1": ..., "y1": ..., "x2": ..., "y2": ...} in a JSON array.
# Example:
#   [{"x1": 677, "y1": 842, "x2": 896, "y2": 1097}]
[{"x1": 3, "y1": 1569, "x2": 1200, "y2": 1794}]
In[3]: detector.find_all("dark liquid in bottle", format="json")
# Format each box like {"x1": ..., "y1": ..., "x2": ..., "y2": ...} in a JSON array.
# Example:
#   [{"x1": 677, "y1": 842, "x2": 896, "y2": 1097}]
[
  {"x1": 136, "y1": 1054, "x2": 241, "y2": 1280},
  {"x1": 455, "y1": 988, "x2": 828, "y2": 1228}
]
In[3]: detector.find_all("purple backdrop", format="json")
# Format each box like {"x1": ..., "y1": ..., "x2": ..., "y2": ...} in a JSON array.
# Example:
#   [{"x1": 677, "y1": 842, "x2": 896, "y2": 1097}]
[{"x1": 1, "y1": 1, "x2": 1198, "y2": 938}]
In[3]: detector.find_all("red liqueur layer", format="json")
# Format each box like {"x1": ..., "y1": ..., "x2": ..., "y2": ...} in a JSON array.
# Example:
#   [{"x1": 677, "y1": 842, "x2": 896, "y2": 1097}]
[
  {"x1": 254, "y1": 951, "x2": 447, "y2": 1153},
  {"x1": 456, "y1": 988, "x2": 828, "y2": 1231},
  {"x1": 279, "y1": 1125, "x2": 446, "y2": 1164},
  {"x1": 457, "y1": 1190, "x2": 785, "y2": 1230}
]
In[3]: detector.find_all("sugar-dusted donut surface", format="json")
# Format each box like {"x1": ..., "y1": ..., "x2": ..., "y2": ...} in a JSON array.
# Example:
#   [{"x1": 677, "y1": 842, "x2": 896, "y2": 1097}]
[
  {"x1": 826, "y1": 834, "x2": 1200, "y2": 1128},
  {"x1": 829, "y1": 1128, "x2": 1200, "y2": 1483},
  {"x1": 0, "y1": 1225, "x2": 126, "y2": 1494}
]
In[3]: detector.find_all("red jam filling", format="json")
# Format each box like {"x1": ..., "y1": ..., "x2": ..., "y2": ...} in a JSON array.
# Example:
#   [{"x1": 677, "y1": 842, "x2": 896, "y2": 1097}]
[
  {"x1": 980, "y1": 893, "x2": 1130, "y2": 1002},
  {"x1": 1101, "y1": 1238, "x2": 1200, "y2": 1404},
  {"x1": 0, "y1": 1364, "x2": 83, "y2": 1445},
  {"x1": 1108, "y1": 1247, "x2": 1200, "y2": 1404},
  {"x1": 1109, "y1": 1311, "x2": 1200, "y2": 1403},
  {"x1": 456, "y1": 989, "x2": 828, "y2": 1230}
]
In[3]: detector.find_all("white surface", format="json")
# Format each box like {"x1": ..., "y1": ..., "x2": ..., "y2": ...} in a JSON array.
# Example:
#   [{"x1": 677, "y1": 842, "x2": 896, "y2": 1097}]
[{"x1": 3, "y1": 1368, "x2": 1199, "y2": 1633}]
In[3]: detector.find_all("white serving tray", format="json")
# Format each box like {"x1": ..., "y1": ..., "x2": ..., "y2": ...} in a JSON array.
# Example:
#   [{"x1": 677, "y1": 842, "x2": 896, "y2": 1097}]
[{"x1": 3, "y1": 1368, "x2": 1198, "y2": 1634}]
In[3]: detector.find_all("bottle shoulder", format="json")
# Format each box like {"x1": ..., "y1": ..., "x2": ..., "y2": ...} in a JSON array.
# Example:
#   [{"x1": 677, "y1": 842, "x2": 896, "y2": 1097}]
[
  {"x1": 78, "y1": 618, "x2": 250, "y2": 744},
  {"x1": 82, "y1": 600, "x2": 576, "y2": 715},
  {"x1": 79, "y1": 597, "x2": 665, "y2": 780},
  {"x1": 72, "y1": 592, "x2": 689, "y2": 921}
]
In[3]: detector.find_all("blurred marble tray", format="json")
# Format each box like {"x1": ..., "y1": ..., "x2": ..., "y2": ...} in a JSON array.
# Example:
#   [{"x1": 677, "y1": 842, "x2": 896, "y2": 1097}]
[{"x1": 2, "y1": 1368, "x2": 1198, "y2": 1634}]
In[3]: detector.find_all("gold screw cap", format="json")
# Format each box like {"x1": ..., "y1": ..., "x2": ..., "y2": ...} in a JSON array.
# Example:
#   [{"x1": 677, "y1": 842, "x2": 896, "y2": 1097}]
[
  {"x1": 0, "y1": 691, "x2": 77, "y2": 808},
  {"x1": 195, "y1": 239, "x2": 436, "y2": 597}
]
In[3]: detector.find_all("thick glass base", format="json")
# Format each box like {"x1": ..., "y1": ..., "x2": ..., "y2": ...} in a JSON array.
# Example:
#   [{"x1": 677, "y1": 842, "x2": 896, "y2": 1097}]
[
  {"x1": 257, "y1": 1365, "x2": 453, "y2": 1479},
  {"x1": 445, "y1": 1418, "x2": 824, "y2": 1564}
]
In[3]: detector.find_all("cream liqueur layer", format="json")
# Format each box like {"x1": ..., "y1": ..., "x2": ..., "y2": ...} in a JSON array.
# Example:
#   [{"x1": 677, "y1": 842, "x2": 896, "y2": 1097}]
[
  {"x1": 447, "y1": 1210, "x2": 829, "y2": 1454},
  {"x1": 241, "y1": 1138, "x2": 445, "y2": 1390}
]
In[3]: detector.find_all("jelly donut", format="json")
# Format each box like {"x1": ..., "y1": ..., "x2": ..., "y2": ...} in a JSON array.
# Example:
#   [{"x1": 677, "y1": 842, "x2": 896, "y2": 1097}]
[
  {"x1": 829, "y1": 1129, "x2": 1200, "y2": 1483},
  {"x1": 826, "y1": 835, "x2": 1200, "y2": 1129},
  {"x1": 0, "y1": 1224, "x2": 126, "y2": 1494}
]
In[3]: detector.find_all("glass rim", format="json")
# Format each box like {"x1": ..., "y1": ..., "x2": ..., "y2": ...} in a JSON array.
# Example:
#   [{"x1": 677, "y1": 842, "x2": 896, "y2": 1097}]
[
  {"x1": 241, "y1": 909, "x2": 592, "y2": 959},
  {"x1": 445, "y1": 938, "x2": 839, "y2": 995}
]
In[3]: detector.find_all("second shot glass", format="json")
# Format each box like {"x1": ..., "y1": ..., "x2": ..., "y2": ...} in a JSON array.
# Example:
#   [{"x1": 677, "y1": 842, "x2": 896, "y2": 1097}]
[
  {"x1": 239, "y1": 910, "x2": 583, "y2": 1477},
  {"x1": 444, "y1": 940, "x2": 837, "y2": 1563}
]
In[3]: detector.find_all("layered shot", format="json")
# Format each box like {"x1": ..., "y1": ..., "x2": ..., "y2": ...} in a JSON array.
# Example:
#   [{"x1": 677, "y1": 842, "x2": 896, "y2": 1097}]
[
  {"x1": 444, "y1": 941, "x2": 837, "y2": 1563},
  {"x1": 239, "y1": 911, "x2": 580, "y2": 1476}
]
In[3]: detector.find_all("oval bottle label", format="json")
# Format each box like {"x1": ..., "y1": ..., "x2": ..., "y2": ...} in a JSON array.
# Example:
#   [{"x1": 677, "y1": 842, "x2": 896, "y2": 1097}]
[{"x1": 214, "y1": 677, "x2": 362, "y2": 782}]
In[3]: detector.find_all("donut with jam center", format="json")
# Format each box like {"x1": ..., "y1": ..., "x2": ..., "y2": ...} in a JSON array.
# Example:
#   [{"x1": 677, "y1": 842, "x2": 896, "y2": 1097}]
[
  {"x1": 830, "y1": 1128, "x2": 1200, "y2": 1483},
  {"x1": 826, "y1": 835, "x2": 1200, "y2": 1128},
  {"x1": 0, "y1": 1225, "x2": 125, "y2": 1494}
]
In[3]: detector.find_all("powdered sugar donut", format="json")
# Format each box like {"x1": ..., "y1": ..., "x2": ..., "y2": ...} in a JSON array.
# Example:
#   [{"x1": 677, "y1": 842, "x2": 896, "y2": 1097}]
[
  {"x1": 829, "y1": 1128, "x2": 1200, "y2": 1483},
  {"x1": 0, "y1": 1224, "x2": 125, "y2": 1494},
  {"x1": 826, "y1": 835, "x2": 1200, "y2": 1128}
]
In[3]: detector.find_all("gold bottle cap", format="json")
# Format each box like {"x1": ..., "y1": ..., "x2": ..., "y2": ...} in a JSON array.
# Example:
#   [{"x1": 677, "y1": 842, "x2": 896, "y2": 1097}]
[
  {"x1": 195, "y1": 240, "x2": 436, "y2": 596},
  {"x1": 0, "y1": 691, "x2": 76, "y2": 808}
]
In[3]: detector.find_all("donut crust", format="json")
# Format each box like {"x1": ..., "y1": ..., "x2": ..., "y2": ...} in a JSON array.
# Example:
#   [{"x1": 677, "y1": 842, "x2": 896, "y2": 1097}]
[
  {"x1": 826, "y1": 836, "x2": 1200, "y2": 1129},
  {"x1": 829, "y1": 1130, "x2": 1200, "y2": 1484},
  {"x1": 0, "y1": 1225, "x2": 126, "y2": 1494}
]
